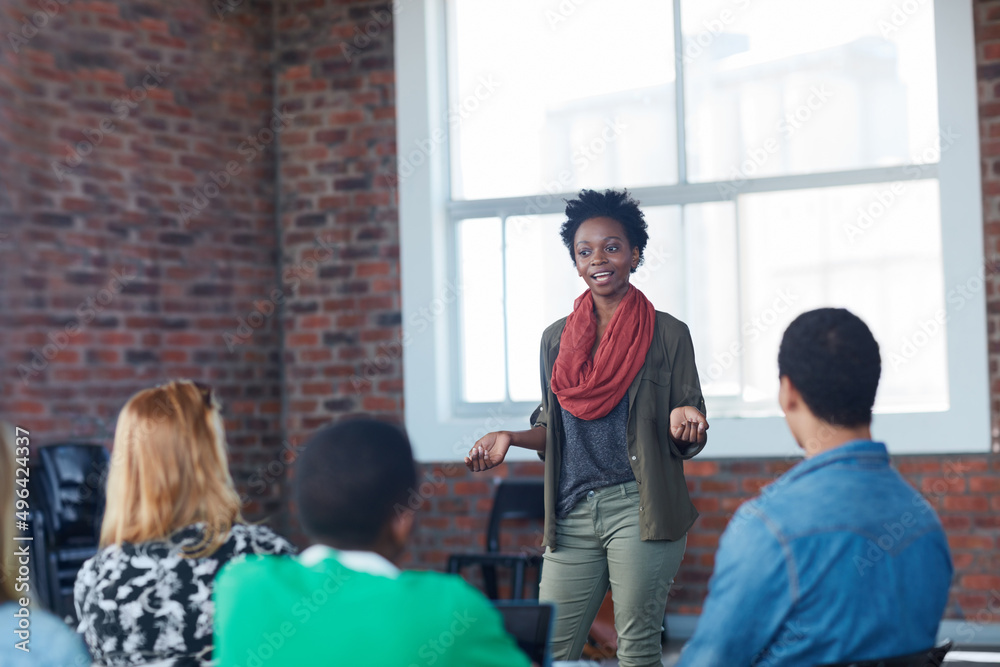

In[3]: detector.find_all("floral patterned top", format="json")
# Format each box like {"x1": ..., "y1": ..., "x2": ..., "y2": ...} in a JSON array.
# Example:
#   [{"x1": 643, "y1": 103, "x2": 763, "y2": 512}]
[{"x1": 74, "y1": 523, "x2": 295, "y2": 667}]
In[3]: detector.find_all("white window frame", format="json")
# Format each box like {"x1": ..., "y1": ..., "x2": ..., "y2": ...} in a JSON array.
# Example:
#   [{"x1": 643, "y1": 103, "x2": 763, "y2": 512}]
[{"x1": 395, "y1": 0, "x2": 989, "y2": 462}]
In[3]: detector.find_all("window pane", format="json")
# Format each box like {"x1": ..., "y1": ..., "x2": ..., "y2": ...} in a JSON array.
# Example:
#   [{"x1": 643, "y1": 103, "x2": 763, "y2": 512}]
[
  {"x1": 448, "y1": 0, "x2": 677, "y2": 200},
  {"x1": 505, "y1": 214, "x2": 580, "y2": 403},
  {"x1": 738, "y1": 181, "x2": 947, "y2": 415},
  {"x1": 629, "y1": 206, "x2": 685, "y2": 316},
  {"x1": 457, "y1": 218, "x2": 505, "y2": 402},
  {"x1": 683, "y1": 0, "x2": 939, "y2": 182},
  {"x1": 679, "y1": 203, "x2": 742, "y2": 399}
]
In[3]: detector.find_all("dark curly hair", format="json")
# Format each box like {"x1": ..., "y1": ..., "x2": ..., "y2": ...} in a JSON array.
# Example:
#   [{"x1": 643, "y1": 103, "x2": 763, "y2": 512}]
[
  {"x1": 778, "y1": 308, "x2": 881, "y2": 427},
  {"x1": 560, "y1": 189, "x2": 649, "y2": 273}
]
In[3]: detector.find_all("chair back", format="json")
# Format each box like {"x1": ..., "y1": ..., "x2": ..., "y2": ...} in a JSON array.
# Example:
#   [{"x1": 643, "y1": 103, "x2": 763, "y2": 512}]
[
  {"x1": 818, "y1": 639, "x2": 952, "y2": 667},
  {"x1": 494, "y1": 601, "x2": 554, "y2": 666},
  {"x1": 485, "y1": 479, "x2": 545, "y2": 553},
  {"x1": 34, "y1": 443, "x2": 110, "y2": 541},
  {"x1": 29, "y1": 443, "x2": 111, "y2": 620}
]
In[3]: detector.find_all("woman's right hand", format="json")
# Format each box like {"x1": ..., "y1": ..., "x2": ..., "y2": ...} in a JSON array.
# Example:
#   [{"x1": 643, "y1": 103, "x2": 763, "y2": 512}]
[{"x1": 465, "y1": 431, "x2": 512, "y2": 472}]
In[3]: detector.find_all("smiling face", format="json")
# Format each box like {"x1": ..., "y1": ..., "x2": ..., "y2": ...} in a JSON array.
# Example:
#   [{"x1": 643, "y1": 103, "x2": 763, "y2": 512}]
[{"x1": 573, "y1": 216, "x2": 640, "y2": 300}]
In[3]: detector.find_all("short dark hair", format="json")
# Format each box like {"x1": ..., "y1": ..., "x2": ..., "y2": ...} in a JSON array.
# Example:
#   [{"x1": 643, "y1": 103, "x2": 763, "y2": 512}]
[
  {"x1": 778, "y1": 308, "x2": 881, "y2": 427},
  {"x1": 560, "y1": 188, "x2": 649, "y2": 273},
  {"x1": 295, "y1": 418, "x2": 417, "y2": 548}
]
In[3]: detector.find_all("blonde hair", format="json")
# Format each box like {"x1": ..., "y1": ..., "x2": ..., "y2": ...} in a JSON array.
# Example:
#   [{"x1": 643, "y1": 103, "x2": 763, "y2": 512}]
[
  {"x1": 100, "y1": 380, "x2": 243, "y2": 558},
  {"x1": 0, "y1": 422, "x2": 17, "y2": 602}
]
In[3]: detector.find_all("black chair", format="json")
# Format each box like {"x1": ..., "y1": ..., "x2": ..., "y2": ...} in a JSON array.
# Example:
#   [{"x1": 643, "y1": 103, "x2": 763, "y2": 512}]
[
  {"x1": 818, "y1": 639, "x2": 953, "y2": 667},
  {"x1": 494, "y1": 601, "x2": 554, "y2": 666},
  {"x1": 28, "y1": 443, "x2": 110, "y2": 622},
  {"x1": 447, "y1": 478, "x2": 545, "y2": 600}
]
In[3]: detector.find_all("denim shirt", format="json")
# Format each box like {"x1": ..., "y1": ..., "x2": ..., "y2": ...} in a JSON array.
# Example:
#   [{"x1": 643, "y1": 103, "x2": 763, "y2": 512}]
[
  {"x1": 0, "y1": 602, "x2": 91, "y2": 667},
  {"x1": 678, "y1": 441, "x2": 953, "y2": 667}
]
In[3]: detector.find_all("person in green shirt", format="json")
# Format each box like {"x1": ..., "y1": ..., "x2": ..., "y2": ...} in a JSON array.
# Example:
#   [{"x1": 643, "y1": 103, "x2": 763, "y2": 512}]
[{"x1": 213, "y1": 418, "x2": 531, "y2": 667}]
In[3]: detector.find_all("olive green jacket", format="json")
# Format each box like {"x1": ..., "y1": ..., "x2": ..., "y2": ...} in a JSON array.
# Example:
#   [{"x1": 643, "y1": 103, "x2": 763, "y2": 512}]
[{"x1": 531, "y1": 310, "x2": 707, "y2": 550}]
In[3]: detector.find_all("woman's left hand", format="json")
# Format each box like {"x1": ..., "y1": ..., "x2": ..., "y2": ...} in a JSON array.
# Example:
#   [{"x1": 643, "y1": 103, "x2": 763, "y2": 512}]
[{"x1": 669, "y1": 406, "x2": 708, "y2": 446}]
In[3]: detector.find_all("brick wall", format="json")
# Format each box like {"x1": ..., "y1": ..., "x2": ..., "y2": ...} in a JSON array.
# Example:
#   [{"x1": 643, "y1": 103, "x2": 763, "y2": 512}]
[
  {"x1": 272, "y1": 0, "x2": 401, "y2": 534},
  {"x1": 0, "y1": 0, "x2": 286, "y2": 522}
]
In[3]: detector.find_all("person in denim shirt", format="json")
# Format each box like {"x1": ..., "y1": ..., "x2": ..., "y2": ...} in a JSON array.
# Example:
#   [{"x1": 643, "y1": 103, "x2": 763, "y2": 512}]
[{"x1": 678, "y1": 308, "x2": 952, "y2": 667}]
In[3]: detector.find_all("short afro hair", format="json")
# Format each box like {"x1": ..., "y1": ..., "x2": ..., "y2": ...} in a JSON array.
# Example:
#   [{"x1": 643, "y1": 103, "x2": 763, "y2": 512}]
[
  {"x1": 295, "y1": 418, "x2": 416, "y2": 548},
  {"x1": 560, "y1": 189, "x2": 649, "y2": 273},
  {"x1": 778, "y1": 308, "x2": 881, "y2": 428}
]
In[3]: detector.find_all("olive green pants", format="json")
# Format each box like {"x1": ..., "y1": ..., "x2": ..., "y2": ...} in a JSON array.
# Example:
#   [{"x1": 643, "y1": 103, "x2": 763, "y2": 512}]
[{"x1": 538, "y1": 480, "x2": 686, "y2": 667}]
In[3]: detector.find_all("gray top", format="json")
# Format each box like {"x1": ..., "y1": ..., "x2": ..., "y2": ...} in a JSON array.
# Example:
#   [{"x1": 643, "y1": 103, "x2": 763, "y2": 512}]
[{"x1": 556, "y1": 393, "x2": 635, "y2": 518}]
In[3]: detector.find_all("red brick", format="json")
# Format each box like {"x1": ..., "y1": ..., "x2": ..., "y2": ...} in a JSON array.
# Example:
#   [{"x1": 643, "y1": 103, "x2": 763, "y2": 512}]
[
  {"x1": 895, "y1": 460, "x2": 942, "y2": 475},
  {"x1": 360, "y1": 329, "x2": 396, "y2": 342},
  {"x1": 165, "y1": 333, "x2": 207, "y2": 346},
  {"x1": 286, "y1": 332, "x2": 319, "y2": 346},
  {"x1": 947, "y1": 459, "x2": 990, "y2": 474},
  {"x1": 229, "y1": 401, "x2": 256, "y2": 416},
  {"x1": 961, "y1": 575, "x2": 1000, "y2": 591},
  {"x1": 943, "y1": 496, "x2": 991, "y2": 513},
  {"x1": 420, "y1": 518, "x2": 450, "y2": 531},
  {"x1": 78, "y1": 2, "x2": 122, "y2": 16},
  {"x1": 949, "y1": 535, "x2": 995, "y2": 550},
  {"x1": 969, "y1": 476, "x2": 1000, "y2": 493},
  {"x1": 721, "y1": 461, "x2": 766, "y2": 475},
  {"x1": 300, "y1": 349, "x2": 332, "y2": 362},
  {"x1": 685, "y1": 532, "x2": 721, "y2": 551},
  {"x1": 952, "y1": 552, "x2": 976, "y2": 570},
  {"x1": 301, "y1": 382, "x2": 330, "y2": 396},
  {"x1": 955, "y1": 593, "x2": 988, "y2": 611},
  {"x1": 12, "y1": 402, "x2": 45, "y2": 415},
  {"x1": 51, "y1": 349, "x2": 80, "y2": 364},
  {"x1": 695, "y1": 497, "x2": 720, "y2": 513},
  {"x1": 283, "y1": 65, "x2": 312, "y2": 81},
  {"x1": 940, "y1": 515, "x2": 972, "y2": 531},
  {"x1": 356, "y1": 261, "x2": 391, "y2": 277},
  {"x1": 988, "y1": 40, "x2": 1000, "y2": 62},
  {"x1": 454, "y1": 481, "x2": 491, "y2": 496},
  {"x1": 330, "y1": 110, "x2": 365, "y2": 125},
  {"x1": 697, "y1": 479, "x2": 738, "y2": 494},
  {"x1": 362, "y1": 395, "x2": 396, "y2": 411},
  {"x1": 974, "y1": 515, "x2": 1000, "y2": 530},
  {"x1": 336, "y1": 313, "x2": 366, "y2": 328},
  {"x1": 53, "y1": 368, "x2": 91, "y2": 382},
  {"x1": 684, "y1": 461, "x2": 719, "y2": 477},
  {"x1": 371, "y1": 278, "x2": 400, "y2": 292},
  {"x1": 298, "y1": 315, "x2": 331, "y2": 329},
  {"x1": 741, "y1": 477, "x2": 774, "y2": 494},
  {"x1": 88, "y1": 349, "x2": 119, "y2": 364},
  {"x1": 921, "y1": 476, "x2": 967, "y2": 494}
]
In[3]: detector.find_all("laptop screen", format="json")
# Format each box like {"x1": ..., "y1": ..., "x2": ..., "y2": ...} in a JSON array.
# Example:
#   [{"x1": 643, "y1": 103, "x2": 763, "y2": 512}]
[{"x1": 493, "y1": 601, "x2": 555, "y2": 667}]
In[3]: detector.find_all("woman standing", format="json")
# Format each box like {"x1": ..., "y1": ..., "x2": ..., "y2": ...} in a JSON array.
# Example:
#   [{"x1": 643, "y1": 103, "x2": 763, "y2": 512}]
[
  {"x1": 74, "y1": 380, "x2": 295, "y2": 666},
  {"x1": 466, "y1": 189, "x2": 708, "y2": 667}
]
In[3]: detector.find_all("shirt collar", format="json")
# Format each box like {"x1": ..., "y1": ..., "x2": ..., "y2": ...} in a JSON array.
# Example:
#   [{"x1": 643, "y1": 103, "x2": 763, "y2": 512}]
[
  {"x1": 781, "y1": 439, "x2": 888, "y2": 485},
  {"x1": 297, "y1": 545, "x2": 400, "y2": 578}
]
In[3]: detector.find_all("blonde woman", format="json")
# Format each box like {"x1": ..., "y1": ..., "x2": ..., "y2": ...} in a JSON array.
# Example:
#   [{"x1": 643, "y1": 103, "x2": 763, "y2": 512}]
[
  {"x1": 73, "y1": 381, "x2": 295, "y2": 666},
  {"x1": 0, "y1": 422, "x2": 91, "y2": 667}
]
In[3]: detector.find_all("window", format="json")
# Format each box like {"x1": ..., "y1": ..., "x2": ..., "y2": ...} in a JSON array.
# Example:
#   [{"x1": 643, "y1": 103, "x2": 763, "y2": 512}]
[{"x1": 396, "y1": 0, "x2": 989, "y2": 460}]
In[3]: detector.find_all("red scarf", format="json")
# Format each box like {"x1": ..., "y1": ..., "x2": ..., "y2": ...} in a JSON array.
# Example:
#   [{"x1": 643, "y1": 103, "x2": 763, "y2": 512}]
[{"x1": 551, "y1": 285, "x2": 655, "y2": 420}]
